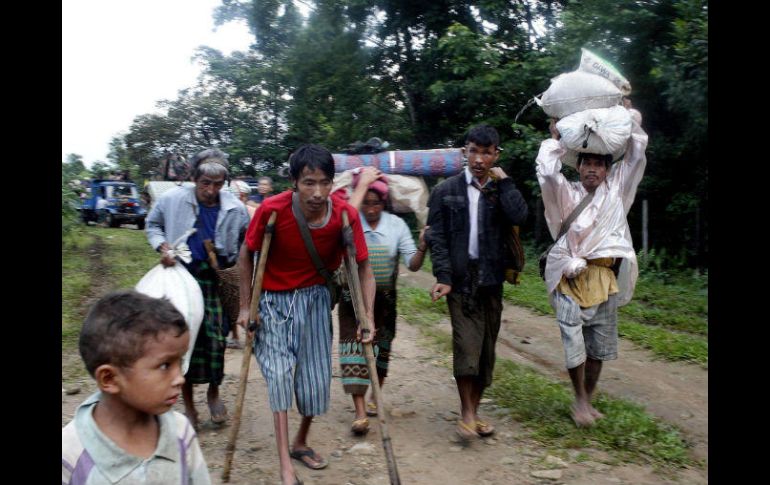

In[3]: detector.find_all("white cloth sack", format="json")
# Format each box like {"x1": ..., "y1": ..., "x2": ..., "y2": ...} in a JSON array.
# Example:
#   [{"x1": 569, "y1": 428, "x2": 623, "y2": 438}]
[
  {"x1": 578, "y1": 48, "x2": 632, "y2": 96},
  {"x1": 556, "y1": 106, "x2": 633, "y2": 168},
  {"x1": 135, "y1": 234, "x2": 203, "y2": 375},
  {"x1": 332, "y1": 169, "x2": 430, "y2": 226},
  {"x1": 535, "y1": 71, "x2": 622, "y2": 119}
]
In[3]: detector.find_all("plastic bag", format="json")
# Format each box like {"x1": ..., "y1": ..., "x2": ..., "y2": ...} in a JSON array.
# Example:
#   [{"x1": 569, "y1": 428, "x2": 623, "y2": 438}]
[
  {"x1": 535, "y1": 71, "x2": 622, "y2": 119},
  {"x1": 578, "y1": 48, "x2": 632, "y2": 96},
  {"x1": 135, "y1": 240, "x2": 204, "y2": 375},
  {"x1": 556, "y1": 106, "x2": 632, "y2": 167},
  {"x1": 333, "y1": 170, "x2": 430, "y2": 225}
]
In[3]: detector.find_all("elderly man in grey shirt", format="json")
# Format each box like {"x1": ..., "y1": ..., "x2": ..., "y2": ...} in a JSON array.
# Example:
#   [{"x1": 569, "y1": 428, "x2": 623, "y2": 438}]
[{"x1": 146, "y1": 148, "x2": 249, "y2": 430}]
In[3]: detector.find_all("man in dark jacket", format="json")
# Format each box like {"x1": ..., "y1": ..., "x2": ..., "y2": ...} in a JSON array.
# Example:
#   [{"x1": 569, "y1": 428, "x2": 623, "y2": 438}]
[{"x1": 427, "y1": 124, "x2": 528, "y2": 441}]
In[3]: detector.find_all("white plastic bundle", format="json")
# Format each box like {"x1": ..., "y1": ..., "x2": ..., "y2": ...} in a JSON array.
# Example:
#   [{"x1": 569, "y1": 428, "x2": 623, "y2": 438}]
[
  {"x1": 535, "y1": 71, "x2": 622, "y2": 119},
  {"x1": 578, "y1": 48, "x2": 632, "y2": 96},
  {"x1": 135, "y1": 231, "x2": 203, "y2": 374},
  {"x1": 556, "y1": 105, "x2": 633, "y2": 167},
  {"x1": 333, "y1": 170, "x2": 430, "y2": 225}
]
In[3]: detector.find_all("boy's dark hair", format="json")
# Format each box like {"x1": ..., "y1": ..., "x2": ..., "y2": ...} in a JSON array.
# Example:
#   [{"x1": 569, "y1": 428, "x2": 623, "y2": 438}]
[
  {"x1": 466, "y1": 124, "x2": 500, "y2": 149},
  {"x1": 79, "y1": 290, "x2": 188, "y2": 376},
  {"x1": 577, "y1": 152, "x2": 613, "y2": 169},
  {"x1": 288, "y1": 144, "x2": 335, "y2": 182}
]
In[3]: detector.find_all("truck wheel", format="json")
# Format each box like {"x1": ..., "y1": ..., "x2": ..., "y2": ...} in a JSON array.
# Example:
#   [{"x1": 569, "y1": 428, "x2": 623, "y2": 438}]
[
  {"x1": 136, "y1": 219, "x2": 145, "y2": 230},
  {"x1": 105, "y1": 213, "x2": 120, "y2": 228}
]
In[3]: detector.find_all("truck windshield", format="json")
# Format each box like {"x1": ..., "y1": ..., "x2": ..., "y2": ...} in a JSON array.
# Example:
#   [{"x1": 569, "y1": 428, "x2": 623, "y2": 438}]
[{"x1": 107, "y1": 185, "x2": 138, "y2": 198}]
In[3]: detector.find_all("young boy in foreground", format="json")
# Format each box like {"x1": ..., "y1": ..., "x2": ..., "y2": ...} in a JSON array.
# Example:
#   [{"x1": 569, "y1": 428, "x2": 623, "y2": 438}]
[{"x1": 62, "y1": 290, "x2": 211, "y2": 484}]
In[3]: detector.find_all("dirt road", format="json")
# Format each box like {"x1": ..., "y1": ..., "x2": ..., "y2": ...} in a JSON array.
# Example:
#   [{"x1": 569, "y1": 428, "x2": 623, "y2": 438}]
[{"x1": 62, "y1": 281, "x2": 707, "y2": 484}]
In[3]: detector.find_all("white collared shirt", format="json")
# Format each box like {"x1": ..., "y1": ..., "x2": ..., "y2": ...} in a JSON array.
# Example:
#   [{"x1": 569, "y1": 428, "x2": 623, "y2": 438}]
[{"x1": 464, "y1": 167, "x2": 491, "y2": 259}]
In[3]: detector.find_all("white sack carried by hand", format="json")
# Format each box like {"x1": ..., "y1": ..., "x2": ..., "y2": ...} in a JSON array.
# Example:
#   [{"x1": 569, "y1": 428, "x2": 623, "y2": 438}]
[
  {"x1": 535, "y1": 71, "x2": 622, "y2": 119},
  {"x1": 556, "y1": 106, "x2": 632, "y2": 168},
  {"x1": 135, "y1": 250, "x2": 203, "y2": 375}
]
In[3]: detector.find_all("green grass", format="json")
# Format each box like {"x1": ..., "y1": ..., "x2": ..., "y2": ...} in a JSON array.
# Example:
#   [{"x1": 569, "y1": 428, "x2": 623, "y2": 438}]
[
  {"x1": 61, "y1": 226, "x2": 159, "y2": 349},
  {"x1": 489, "y1": 360, "x2": 692, "y2": 467},
  {"x1": 98, "y1": 227, "x2": 160, "y2": 288},
  {"x1": 396, "y1": 286, "x2": 694, "y2": 468},
  {"x1": 62, "y1": 229, "x2": 97, "y2": 347},
  {"x1": 618, "y1": 321, "x2": 707, "y2": 368}
]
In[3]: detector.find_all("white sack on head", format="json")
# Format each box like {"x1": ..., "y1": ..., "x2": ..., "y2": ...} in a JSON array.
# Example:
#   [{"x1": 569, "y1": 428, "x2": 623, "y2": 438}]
[
  {"x1": 556, "y1": 106, "x2": 632, "y2": 168},
  {"x1": 578, "y1": 48, "x2": 632, "y2": 96},
  {"x1": 135, "y1": 264, "x2": 203, "y2": 375},
  {"x1": 332, "y1": 170, "x2": 429, "y2": 226},
  {"x1": 535, "y1": 71, "x2": 622, "y2": 119}
]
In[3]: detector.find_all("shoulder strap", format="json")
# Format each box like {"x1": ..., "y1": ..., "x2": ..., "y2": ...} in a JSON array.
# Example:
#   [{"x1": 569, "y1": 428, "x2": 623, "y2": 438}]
[
  {"x1": 291, "y1": 192, "x2": 335, "y2": 285},
  {"x1": 555, "y1": 191, "x2": 595, "y2": 242}
]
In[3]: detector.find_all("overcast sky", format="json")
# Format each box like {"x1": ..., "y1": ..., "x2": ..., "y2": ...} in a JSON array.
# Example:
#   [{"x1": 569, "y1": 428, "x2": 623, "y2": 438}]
[{"x1": 62, "y1": 0, "x2": 254, "y2": 168}]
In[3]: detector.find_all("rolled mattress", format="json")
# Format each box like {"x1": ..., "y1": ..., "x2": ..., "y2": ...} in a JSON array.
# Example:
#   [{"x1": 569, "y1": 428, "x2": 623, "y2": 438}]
[{"x1": 332, "y1": 148, "x2": 464, "y2": 176}]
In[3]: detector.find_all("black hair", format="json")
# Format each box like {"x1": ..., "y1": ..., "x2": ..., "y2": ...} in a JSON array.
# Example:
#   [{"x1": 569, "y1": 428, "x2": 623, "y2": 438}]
[
  {"x1": 288, "y1": 144, "x2": 335, "y2": 182},
  {"x1": 79, "y1": 290, "x2": 188, "y2": 376},
  {"x1": 576, "y1": 152, "x2": 613, "y2": 169},
  {"x1": 466, "y1": 124, "x2": 500, "y2": 149}
]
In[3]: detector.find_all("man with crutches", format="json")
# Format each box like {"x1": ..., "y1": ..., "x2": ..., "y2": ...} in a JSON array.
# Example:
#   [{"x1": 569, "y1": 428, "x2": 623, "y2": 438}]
[{"x1": 236, "y1": 144, "x2": 375, "y2": 485}]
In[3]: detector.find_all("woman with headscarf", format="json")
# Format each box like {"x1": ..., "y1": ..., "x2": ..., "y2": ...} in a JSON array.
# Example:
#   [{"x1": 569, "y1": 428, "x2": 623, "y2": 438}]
[{"x1": 338, "y1": 166, "x2": 428, "y2": 435}]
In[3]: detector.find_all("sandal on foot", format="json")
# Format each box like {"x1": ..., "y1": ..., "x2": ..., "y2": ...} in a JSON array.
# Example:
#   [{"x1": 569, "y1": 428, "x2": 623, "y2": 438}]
[
  {"x1": 351, "y1": 417, "x2": 370, "y2": 435},
  {"x1": 455, "y1": 420, "x2": 480, "y2": 441},
  {"x1": 366, "y1": 401, "x2": 378, "y2": 417},
  {"x1": 475, "y1": 419, "x2": 495, "y2": 437},
  {"x1": 289, "y1": 447, "x2": 328, "y2": 470}
]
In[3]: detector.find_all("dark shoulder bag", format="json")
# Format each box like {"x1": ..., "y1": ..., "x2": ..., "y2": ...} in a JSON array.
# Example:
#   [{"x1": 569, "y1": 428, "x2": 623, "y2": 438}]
[
  {"x1": 291, "y1": 192, "x2": 343, "y2": 307},
  {"x1": 539, "y1": 192, "x2": 594, "y2": 280}
]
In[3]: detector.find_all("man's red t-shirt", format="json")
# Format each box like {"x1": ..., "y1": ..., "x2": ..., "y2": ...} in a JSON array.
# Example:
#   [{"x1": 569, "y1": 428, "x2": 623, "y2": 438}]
[{"x1": 245, "y1": 190, "x2": 369, "y2": 291}]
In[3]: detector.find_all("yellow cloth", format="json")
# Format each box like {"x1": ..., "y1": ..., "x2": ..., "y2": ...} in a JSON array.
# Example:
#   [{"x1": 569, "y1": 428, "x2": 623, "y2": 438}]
[{"x1": 557, "y1": 258, "x2": 619, "y2": 308}]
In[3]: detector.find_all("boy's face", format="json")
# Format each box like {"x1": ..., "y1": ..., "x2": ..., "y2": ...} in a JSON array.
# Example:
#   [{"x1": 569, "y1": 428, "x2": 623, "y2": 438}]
[
  {"x1": 113, "y1": 330, "x2": 189, "y2": 416},
  {"x1": 463, "y1": 142, "x2": 499, "y2": 183},
  {"x1": 295, "y1": 167, "x2": 332, "y2": 218}
]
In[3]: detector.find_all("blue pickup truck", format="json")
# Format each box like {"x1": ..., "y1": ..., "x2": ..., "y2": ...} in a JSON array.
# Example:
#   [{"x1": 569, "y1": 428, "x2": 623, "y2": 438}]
[{"x1": 80, "y1": 179, "x2": 147, "y2": 229}]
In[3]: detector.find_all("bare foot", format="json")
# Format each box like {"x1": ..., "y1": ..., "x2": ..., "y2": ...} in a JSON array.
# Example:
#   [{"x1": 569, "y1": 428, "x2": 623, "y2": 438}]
[
  {"x1": 589, "y1": 405, "x2": 605, "y2": 420},
  {"x1": 281, "y1": 468, "x2": 302, "y2": 485},
  {"x1": 570, "y1": 403, "x2": 596, "y2": 428}
]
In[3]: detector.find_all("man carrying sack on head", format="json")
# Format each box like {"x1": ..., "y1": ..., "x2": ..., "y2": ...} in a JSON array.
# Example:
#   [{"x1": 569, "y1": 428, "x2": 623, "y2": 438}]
[{"x1": 536, "y1": 104, "x2": 648, "y2": 428}]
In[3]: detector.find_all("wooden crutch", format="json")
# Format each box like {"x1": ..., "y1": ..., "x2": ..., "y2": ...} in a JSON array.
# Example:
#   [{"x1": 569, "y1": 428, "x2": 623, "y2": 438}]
[
  {"x1": 222, "y1": 210, "x2": 277, "y2": 482},
  {"x1": 340, "y1": 210, "x2": 402, "y2": 485}
]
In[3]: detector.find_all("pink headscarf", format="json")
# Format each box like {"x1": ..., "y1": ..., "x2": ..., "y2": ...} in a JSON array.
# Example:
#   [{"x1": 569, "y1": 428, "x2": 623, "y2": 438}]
[{"x1": 352, "y1": 168, "x2": 389, "y2": 201}]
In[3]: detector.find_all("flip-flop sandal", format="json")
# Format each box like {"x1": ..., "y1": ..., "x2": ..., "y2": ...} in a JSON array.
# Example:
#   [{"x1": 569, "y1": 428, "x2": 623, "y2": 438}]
[
  {"x1": 289, "y1": 448, "x2": 328, "y2": 470},
  {"x1": 366, "y1": 401, "x2": 378, "y2": 417},
  {"x1": 455, "y1": 420, "x2": 480, "y2": 441},
  {"x1": 351, "y1": 417, "x2": 370, "y2": 435},
  {"x1": 475, "y1": 419, "x2": 495, "y2": 437}
]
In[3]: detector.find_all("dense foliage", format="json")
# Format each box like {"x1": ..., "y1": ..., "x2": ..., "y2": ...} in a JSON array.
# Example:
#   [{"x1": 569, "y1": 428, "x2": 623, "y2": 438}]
[{"x1": 90, "y1": 0, "x2": 708, "y2": 268}]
